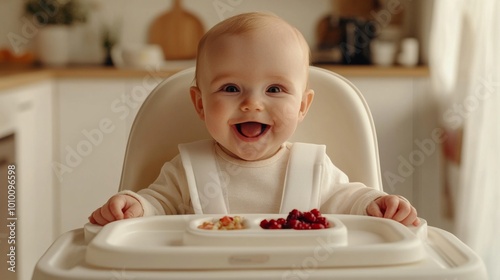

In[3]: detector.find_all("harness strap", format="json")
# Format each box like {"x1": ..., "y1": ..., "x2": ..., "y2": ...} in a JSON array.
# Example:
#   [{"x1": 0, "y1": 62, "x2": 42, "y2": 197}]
[
  {"x1": 179, "y1": 140, "x2": 325, "y2": 214},
  {"x1": 179, "y1": 140, "x2": 228, "y2": 214},
  {"x1": 279, "y1": 143, "x2": 325, "y2": 214}
]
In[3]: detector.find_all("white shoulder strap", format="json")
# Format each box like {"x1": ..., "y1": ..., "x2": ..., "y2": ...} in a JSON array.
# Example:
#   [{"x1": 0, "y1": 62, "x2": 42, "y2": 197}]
[
  {"x1": 279, "y1": 143, "x2": 325, "y2": 214},
  {"x1": 178, "y1": 139, "x2": 228, "y2": 214}
]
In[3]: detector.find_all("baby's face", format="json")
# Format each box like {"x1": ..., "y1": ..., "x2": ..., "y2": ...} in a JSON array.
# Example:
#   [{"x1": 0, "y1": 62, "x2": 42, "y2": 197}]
[{"x1": 191, "y1": 26, "x2": 313, "y2": 161}]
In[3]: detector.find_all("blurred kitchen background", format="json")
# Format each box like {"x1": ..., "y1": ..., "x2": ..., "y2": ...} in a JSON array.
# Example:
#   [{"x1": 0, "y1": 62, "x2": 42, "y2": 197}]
[
  {"x1": 0, "y1": 0, "x2": 432, "y2": 67},
  {"x1": 0, "y1": 0, "x2": 498, "y2": 279}
]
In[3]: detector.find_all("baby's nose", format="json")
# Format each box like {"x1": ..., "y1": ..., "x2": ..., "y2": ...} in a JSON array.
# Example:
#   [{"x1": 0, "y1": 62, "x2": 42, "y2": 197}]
[{"x1": 240, "y1": 94, "x2": 264, "y2": 112}]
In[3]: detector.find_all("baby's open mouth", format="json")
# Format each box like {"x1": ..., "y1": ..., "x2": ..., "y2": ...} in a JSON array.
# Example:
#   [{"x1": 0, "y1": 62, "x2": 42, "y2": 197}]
[{"x1": 235, "y1": 122, "x2": 269, "y2": 138}]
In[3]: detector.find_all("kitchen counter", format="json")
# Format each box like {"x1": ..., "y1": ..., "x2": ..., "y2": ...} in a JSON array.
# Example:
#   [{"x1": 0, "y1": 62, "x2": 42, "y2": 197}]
[
  {"x1": 0, "y1": 65, "x2": 179, "y2": 91},
  {"x1": 0, "y1": 64, "x2": 429, "y2": 92}
]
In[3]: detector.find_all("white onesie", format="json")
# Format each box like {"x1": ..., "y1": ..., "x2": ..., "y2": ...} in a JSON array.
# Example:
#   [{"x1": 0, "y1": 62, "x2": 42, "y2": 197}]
[{"x1": 122, "y1": 139, "x2": 386, "y2": 216}]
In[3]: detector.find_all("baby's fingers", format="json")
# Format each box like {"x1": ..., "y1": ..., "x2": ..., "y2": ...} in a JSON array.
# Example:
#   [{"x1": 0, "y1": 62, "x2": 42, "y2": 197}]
[
  {"x1": 381, "y1": 195, "x2": 400, "y2": 219},
  {"x1": 107, "y1": 196, "x2": 127, "y2": 220},
  {"x1": 370, "y1": 195, "x2": 421, "y2": 226},
  {"x1": 123, "y1": 201, "x2": 143, "y2": 219},
  {"x1": 390, "y1": 201, "x2": 412, "y2": 222},
  {"x1": 366, "y1": 201, "x2": 384, "y2": 218},
  {"x1": 89, "y1": 208, "x2": 111, "y2": 226},
  {"x1": 88, "y1": 195, "x2": 143, "y2": 226},
  {"x1": 88, "y1": 212, "x2": 97, "y2": 224},
  {"x1": 399, "y1": 206, "x2": 418, "y2": 226}
]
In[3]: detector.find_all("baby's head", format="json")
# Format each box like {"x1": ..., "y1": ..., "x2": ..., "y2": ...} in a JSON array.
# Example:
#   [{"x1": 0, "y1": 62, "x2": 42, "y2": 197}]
[
  {"x1": 194, "y1": 12, "x2": 311, "y2": 85},
  {"x1": 190, "y1": 12, "x2": 314, "y2": 161}
]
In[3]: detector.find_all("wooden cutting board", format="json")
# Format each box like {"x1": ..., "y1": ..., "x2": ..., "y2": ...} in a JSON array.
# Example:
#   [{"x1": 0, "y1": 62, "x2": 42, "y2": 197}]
[{"x1": 148, "y1": 0, "x2": 204, "y2": 60}]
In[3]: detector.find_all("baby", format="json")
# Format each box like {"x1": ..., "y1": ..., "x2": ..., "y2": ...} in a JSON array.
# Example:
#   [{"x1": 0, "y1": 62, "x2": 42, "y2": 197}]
[{"x1": 89, "y1": 12, "x2": 419, "y2": 227}]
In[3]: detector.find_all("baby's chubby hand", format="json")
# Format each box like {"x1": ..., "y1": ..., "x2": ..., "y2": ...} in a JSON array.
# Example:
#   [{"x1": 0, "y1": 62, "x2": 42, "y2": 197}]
[
  {"x1": 89, "y1": 194, "x2": 144, "y2": 226},
  {"x1": 366, "y1": 195, "x2": 420, "y2": 226}
]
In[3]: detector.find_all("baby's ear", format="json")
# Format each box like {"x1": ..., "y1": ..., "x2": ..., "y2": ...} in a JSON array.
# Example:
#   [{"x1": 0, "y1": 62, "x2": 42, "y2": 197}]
[
  {"x1": 298, "y1": 89, "x2": 314, "y2": 121},
  {"x1": 190, "y1": 86, "x2": 205, "y2": 120}
]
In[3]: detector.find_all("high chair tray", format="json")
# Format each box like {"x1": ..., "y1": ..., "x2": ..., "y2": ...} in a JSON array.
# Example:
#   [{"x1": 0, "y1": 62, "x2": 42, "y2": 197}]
[
  {"x1": 33, "y1": 214, "x2": 488, "y2": 280},
  {"x1": 85, "y1": 214, "x2": 422, "y2": 269}
]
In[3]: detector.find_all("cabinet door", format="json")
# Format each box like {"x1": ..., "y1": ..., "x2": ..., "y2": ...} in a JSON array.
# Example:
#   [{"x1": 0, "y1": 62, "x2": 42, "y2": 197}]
[
  {"x1": 0, "y1": 134, "x2": 16, "y2": 280},
  {"x1": 348, "y1": 77, "x2": 416, "y2": 200},
  {"x1": 0, "y1": 81, "x2": 54, "y2": 280},
  {"x1": 55, "y1": 77, "x2": 163, "y2": 233},
  {"x1": 55, "y1": 79, "x2": 129, "y2": 233}
]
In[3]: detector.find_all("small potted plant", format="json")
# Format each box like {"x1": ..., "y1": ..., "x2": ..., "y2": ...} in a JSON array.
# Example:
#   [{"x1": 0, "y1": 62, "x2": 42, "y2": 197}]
[
  {"x1": 101, "y1": 20, "x2": 121, "y2": 66},
  {"x1": 25, "y1": 0, "x2": 88, "y2": 66}
]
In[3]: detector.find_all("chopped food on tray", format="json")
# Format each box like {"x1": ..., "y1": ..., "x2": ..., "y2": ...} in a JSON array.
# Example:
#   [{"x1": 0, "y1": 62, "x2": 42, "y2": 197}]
[
  {"x1": 197, "y1": 215, "x2": 245, "y2": 230},
  {"x1": 260, "y1": 209, "x2": 331, "y2": 230}
]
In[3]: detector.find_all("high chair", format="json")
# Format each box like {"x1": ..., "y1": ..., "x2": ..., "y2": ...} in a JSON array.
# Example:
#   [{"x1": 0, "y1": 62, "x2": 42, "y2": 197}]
[{"x1": 33, "y1": 67, "x2": 487, "y2": 280}]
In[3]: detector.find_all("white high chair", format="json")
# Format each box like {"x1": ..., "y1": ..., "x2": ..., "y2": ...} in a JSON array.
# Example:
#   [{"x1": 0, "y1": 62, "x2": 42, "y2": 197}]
[
  {"x1": 119, "y1": 66, "x2": 382, "y2": 193},
  {"x1": 33, "y1": 67, "x2": 487, "y2": 280}
]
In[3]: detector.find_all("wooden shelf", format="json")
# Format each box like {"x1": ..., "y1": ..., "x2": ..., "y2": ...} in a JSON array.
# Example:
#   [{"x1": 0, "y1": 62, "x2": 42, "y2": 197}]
[{"x1": 314, "y1": 64, "x2": 429, "y2": 77}]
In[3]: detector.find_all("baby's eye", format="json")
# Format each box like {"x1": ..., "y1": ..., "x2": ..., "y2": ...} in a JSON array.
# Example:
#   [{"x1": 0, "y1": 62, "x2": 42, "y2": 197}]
[
  {"x1": 222, "y1": 84, "x2": 240, "y2": 93},
  {"x1": 266, "y1": 86, "x2": 282, "y2": 93}
]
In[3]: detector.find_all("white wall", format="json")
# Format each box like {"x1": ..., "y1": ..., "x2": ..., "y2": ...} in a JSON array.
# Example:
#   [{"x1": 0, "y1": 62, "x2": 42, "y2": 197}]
[
  {"x1": 0, "y1": 0, "x2": 27, "y2": 51},
  {"x1": 96, "y1": 0, "x2": 331, "y2": 47},
  {"x1": 0, "y1": 0, "x2": 331, "y2": 60},
  {"x1": 1, "y1": 0, "x2": 433, "y2": 65}
]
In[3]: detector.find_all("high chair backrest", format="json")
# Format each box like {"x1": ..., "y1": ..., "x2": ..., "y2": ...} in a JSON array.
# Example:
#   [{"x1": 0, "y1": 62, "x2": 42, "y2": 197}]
[{"x1": 119, "y1": 66, "x2": 382, "y2": 192}]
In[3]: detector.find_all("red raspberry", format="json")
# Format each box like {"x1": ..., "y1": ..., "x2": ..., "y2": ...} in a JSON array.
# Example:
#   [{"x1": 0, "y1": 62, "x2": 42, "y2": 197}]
[
  {"x1": 260, "y1": 219, "x2": 269, "y2": 229},
  {"x1": 311, "y1": 208, "x2": 321, "y2": 217},
  {"x1": 261, "y1": 209, "x2": 328, "y2": 230},
  {"x1": 315, "y1": 216, "x2": 329, "y2": 227},
  {"x1": 311, "y1": 223, "x2": 325, "y2": 230},
  {"x1": 267, "y1": 220, "x2": 281, "y2": 229},
  {"x1": 290, "y1": 209, "x2": 301, "y2": 216},
  {"x1": 302, "y1": 212, "x2": 317, "y2": 223},
  {"x1": 287, "y1": 209, "x2": 302, "y2": 220},
  {"x1": 285, "y1": 219, "x2": 300, "y2": 229},
  {"x1": 293, "y1": 222, "x2": 304, "y2": 230},
  {"x1": 277, "y1": 218, "x2": 287, "y2": 225},
  {"x1": 302, "y1": 222, "x2": 314, "y2": 230}
]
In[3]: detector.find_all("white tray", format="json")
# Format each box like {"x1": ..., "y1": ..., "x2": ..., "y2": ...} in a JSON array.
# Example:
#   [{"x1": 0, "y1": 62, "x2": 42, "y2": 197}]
[
  {"x1": 85, "y1": 214, "x2": 424, "y2": 270},
  {"x1": 33, "y1": 214, "x2": 488, "y2": 280}
]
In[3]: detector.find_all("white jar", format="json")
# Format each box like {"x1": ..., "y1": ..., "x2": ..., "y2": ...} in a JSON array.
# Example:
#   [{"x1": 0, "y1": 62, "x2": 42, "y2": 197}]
[
  {"x1": 397, "y1": 38, "x2": 419, "y2": 67},
  {"x1": 371, "y1": 39, "x2": 397, "y2": 67},
  {"x1": 36, "y1": 25, "x2": 70, "y2": 66}
]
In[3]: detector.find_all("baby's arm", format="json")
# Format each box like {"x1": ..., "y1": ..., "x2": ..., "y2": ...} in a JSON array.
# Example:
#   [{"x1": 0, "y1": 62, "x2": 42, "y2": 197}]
[
  {"x1": 366, "y1": 195, "x2": 419, "y2": 226},
  {"x1": 88, "y1": 194, "x2": 144, "y2": 226}
]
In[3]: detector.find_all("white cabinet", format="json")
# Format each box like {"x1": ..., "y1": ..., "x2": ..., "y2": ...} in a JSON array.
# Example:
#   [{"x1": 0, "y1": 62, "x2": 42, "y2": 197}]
[
  {"x1": 0, "y1": 81, "x2": 54, "y2": 280},
  {"x1": 55, "y1": 77, "x2": 162, "y2": 233},
  {"x1": 0, "y1": 75, "x2": 163, "y2": 279},
  {"x1": 55, "y1": 78, "x2": 128, "y2": 233}
]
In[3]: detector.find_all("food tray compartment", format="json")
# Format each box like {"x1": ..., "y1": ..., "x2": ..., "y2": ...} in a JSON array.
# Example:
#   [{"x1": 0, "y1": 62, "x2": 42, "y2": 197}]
[{"x1": 183, "y1": 214, "x2": 348, "y2": 246}]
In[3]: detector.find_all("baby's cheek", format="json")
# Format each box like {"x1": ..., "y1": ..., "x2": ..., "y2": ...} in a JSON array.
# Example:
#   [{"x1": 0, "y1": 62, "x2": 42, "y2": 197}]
[
  {"x1": 273, "y1": 104, "x2": 301, "y2": 132},
  {"x1": 204, "y1": 113, "x2": 230, "y2": 138}
]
